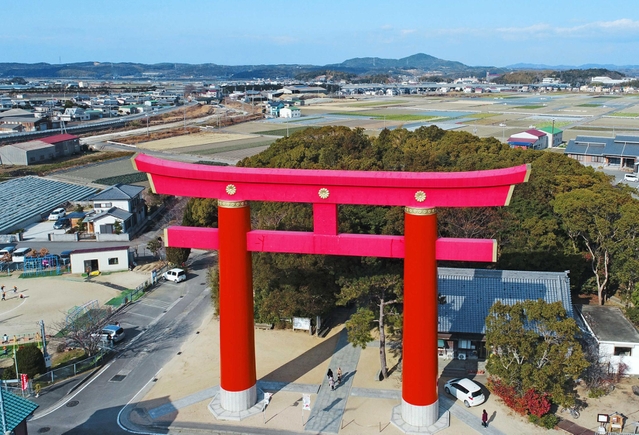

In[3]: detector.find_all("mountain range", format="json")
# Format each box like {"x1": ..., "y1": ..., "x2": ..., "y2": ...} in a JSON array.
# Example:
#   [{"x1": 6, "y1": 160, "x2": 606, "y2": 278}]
[{"x1": 0, "y1": 54, "x2": 636, "y2": 81}]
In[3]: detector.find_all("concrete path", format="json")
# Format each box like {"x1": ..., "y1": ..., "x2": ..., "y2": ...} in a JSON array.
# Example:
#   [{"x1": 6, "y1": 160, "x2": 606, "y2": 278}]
[{"x1": 304, "y1": 329, "x2": 361, "y2": 434}]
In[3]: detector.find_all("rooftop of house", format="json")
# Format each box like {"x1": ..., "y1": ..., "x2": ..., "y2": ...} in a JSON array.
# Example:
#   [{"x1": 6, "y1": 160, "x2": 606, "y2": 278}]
[
  {"x1": 90, "y1": 184, "x2": 144, "y2": 201},
  {"x1": 578, "y1": 305, "x2": 639, "y2": 344}
]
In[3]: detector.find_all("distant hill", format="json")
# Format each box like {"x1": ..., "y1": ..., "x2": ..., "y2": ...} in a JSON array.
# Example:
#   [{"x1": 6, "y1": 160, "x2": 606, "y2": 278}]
[
  {"x1": 0, "y1": 54, "x2": 636, "y2": 81},
  {"x1": 0, "y1": 54, "x2": 500, "y2": 80}
]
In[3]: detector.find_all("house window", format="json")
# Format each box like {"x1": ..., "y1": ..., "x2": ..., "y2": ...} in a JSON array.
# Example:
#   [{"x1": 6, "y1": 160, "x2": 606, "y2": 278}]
[
  {"x1": 459, "y1": 340, "x2": 475, "y2": 350},
  {"x1": 614, "y1": 347, "x2": 631, "y2": 356},
  {"x1": 108, "y1": 257, "x2": 119, "y2": 265}
]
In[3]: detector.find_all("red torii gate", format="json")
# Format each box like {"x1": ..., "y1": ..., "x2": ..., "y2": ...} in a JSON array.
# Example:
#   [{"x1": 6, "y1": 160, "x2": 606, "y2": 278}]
[{"x1": 134, "y1": 154, "x2": 529, "y2": 428}]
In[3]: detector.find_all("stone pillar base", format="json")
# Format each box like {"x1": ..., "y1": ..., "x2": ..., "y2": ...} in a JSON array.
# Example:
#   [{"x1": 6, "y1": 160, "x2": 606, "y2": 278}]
[
  {"x1": 390, "y1": 400, "x2": 449, "y2": 434},
  {"x1": 209, "y1": 385, "x2": 264, "y2": 421}
]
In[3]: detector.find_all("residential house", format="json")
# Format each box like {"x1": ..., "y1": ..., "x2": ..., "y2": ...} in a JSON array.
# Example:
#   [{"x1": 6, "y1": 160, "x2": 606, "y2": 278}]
[
  {"x1": 538, "y1": 126, "x2": 563, "y2": 147},
  {"x1": 507, "y1": 129, "x2": 548, "y2": 150},
  {"x1": 565, "y1": 135, "x2": 639, "y2": 171},
  {"x1": 578, "y1": 305, "x2": 639, "y2": 375},
  {"x1": 266, "y1": 101, "x2": 285, "y2": 117},
  {"x1": 85, "y1": 184, "x2": 146, "y2": 235},
  {"x1": 280, "y1": 106, "x2": 301, "y2": 118}
]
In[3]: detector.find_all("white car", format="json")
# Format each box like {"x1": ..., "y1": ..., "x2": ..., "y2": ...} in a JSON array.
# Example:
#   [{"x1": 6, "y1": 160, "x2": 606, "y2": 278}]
[
  {"x1": 48, "y1": 207, "x2": 66, "y2": 221},
  {"x1": 624, "y1": 173, "x2": 638, "y2": 182},
  {"x1": 163, "y1": 268, "x2": 186, "y2": 283},
  {"x1": 444, "y1": 377, "x2": 486, "y2": 407}
]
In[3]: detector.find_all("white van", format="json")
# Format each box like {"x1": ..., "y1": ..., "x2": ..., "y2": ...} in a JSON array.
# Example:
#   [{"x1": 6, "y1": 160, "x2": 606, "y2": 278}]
[
  {"x1": 12, "y1": 247, "x2": 32, "y2": 263},
  {"x1": 624, "y1": 173, "x2": 638, "y2": 182}
]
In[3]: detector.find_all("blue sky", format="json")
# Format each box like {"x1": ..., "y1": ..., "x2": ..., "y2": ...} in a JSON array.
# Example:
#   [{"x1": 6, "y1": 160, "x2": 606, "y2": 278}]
[{"x1": 4, "y1": 0, "x2": 639, "y2": 67}]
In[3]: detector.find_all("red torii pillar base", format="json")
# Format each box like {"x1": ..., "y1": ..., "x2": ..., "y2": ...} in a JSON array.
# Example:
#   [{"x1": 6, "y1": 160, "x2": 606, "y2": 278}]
[{"x1": 390, "y1": 207, "x2": 450, "y2": 433}]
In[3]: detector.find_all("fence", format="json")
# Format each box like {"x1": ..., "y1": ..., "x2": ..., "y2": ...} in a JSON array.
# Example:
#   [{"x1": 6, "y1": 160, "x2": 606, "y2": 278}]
[
  {"x1": 32, "y1": 348, "x2": 109, "y2": 386},
  {"x1": 105, "y1": 264, "x2": 169, "y2": 310}
]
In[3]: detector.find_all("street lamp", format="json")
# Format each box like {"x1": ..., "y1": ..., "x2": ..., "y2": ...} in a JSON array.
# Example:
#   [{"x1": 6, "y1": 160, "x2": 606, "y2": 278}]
[{"x1": 145, "y1": 114, "x2": 149, "y2": 137}]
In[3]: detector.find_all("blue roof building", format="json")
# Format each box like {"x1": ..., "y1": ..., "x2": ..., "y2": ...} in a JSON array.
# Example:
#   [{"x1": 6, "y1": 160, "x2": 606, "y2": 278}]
[
  {"x1": 437, "y1": 267, "x2": 573, "y2": 360},
  {"x1": 0, "y1": 389, "x2": 38, "y2": 434},
  {"x1": 565, "y1": 134, "x2": 639, "y2": 171}
]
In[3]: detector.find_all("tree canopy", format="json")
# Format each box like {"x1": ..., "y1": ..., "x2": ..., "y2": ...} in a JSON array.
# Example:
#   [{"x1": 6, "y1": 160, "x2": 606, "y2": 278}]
[{"x1": 485, "y1": 299, "x2": 589, "y2": 405}]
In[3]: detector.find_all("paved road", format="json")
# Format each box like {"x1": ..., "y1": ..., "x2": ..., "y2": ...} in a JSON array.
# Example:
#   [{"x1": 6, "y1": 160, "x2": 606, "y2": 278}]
[{"x1": 28, "y1": 252, "x2": 213, "y2": 434}]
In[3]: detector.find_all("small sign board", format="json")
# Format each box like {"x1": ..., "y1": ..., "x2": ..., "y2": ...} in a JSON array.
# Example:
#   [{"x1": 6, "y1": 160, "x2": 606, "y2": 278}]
[
  {"x1": 293, "y1": 317, "x2": 311, "y2": 331},
  {"x1": 597, "y1": 414, "x2": 609, "y2": 423}
]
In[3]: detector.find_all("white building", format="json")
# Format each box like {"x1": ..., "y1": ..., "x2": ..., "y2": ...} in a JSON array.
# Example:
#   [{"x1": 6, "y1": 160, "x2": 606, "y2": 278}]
[
  {"x1": 280, "y1": 107, "x2": 301, "y2": 118},
  {"x1": 580, "y1": 305, "x2": 639, "y2": 375},
  {"x1": 69, "y1": 246, "x2": 130, "y2": 274},
  {"x1": 85, "y1": 184, "x2": 146, "y2": 235}
]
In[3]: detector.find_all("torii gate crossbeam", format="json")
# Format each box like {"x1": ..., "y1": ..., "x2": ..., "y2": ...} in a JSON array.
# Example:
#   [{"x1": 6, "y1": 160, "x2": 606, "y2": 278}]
[{"x1": 133, "y1": 154, "x2": 529, "y2": 429}]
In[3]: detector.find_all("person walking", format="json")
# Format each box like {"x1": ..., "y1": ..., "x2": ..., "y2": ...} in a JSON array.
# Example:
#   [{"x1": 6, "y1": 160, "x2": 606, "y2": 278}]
[
  {"x1": 13, "y1": 285, "x2": 17, "y2": 294},
  {"x1": 327, "y1": 368, "x2": 333, "y2": 381},
  {"x1": 1, "y1": 291, "x2": 4, "y2": 301},
  {"x1": 328, "y1": 376, "x2": 335, "y2": 391},
  {"x1": 337, "y1": 367, "x2": 342, "y2": 384},
  {"x1": 482, "y1": 409, "x2": 488, "y2": 428}
]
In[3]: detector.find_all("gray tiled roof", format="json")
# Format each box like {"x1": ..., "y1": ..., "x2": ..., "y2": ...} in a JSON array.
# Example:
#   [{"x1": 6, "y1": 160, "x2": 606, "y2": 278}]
[
  {"x1": 84, "y1": 207, "x2": 132, "y2": 222},
  {"x1": 1, "y1": 389, "x2": 38, "y2": 432},
  {"x1": 438, "y1": 267, "x2": 572, "y2": 335},
  {"x1": 89, "y1": 184, "x2": 144, "y2": 201},
  {"x1": 578, "y1": 305, "x2": 639, "y2": 344}
]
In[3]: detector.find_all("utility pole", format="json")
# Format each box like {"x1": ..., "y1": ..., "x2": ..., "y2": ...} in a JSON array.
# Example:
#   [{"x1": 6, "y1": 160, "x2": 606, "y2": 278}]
[{"x1": 40, "y1": 320, "x2": 51, "y2": 369}]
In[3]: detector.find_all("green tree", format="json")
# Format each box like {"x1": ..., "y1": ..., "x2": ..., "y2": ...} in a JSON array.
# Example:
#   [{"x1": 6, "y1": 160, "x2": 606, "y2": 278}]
[
  {"x1": 6, "y1": 346, "x2": 47, "y2": 379},
  {"x1": 113, "y1": 221, "x2": 122, "y2": 235},
  {"x1": 553, "y1": 185, "x2": 632, "y2": 304},
  {"x1": 147, "y1": 239, "x2": 162, "y2": 259},
  {"x1": 337, "y1": 267, "x2": 403, "y2": 380},
  {"x1": 166, "y1": 247, "x2": 190, "y2": 267},
  {"x1": 485, "y1": 299, "x2": 588, "y2": 406}
]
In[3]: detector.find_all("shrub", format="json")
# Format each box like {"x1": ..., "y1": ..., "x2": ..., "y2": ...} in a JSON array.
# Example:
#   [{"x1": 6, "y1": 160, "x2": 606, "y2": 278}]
[
  {"x1": 16, "y1": 345, "x2": 46, "y2": 378},
  {"x1": 487, "y1": 377, "x2": 527, "y2": 415},
  {"x1": 523, "y1": 389, "x2": 551, "y2": 418},
  {"x1": 529, "y1": 413, "x2": 559, "y2": 429},
  {"x1": 1, "y1": 366, "x2": 16, "y2": 380},
  {"x1": 588, "y1": 387, "x2": 607, "y2": 398}
]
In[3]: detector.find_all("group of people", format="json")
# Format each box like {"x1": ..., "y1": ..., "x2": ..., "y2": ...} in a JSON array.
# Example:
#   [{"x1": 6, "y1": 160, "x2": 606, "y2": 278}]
[
  {"x1": 0, "y1": 285, "x2": 19, "y2": 301},
  {"x1": 326, "y1": 367, "x2": 342, "y2": 391}
]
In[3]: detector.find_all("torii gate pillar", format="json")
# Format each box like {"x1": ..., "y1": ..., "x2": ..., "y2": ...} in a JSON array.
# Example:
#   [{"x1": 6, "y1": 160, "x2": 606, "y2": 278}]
[
  {"x1": 402, "y1": 207, "x2": 439, "y2": 426},
  {"x1": 217, "y1": 200, "x2": 257, "y2": 410}
]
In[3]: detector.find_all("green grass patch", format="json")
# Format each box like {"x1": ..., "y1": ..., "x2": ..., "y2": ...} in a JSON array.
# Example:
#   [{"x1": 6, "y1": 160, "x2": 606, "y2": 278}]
[
  {"x1": 251, "y1": 127, "x2": 310, "y2": 137},
  {"x1": 467, "y1": 113, "x2": 499, "y2": 119},
  {"x1": 577, "y1": 104, "x2": 601, "y2": 107},
  {"x1": 608, "y1": 112, "x2": 639, "y2": 117},
  {"x1": 195, "y1": 161, "x2": 230, "y2": 166},
  {"x1": 513, "y1": 105, "x2": 546, "y2": 109},
  {"x1": 196, "y1": 140, "x2": 276, "y2": 154},
  {"x1": 534, "y1": 121, "x2": 572, "y2": 129},
  {"x1": 330, "y1": 112, "x2": 439, "y2": 121},
  {"x1": 94, "y1": 172, "x2": 148, "y2": 185},
  {"x1": 346, "y1": 100, "x2": 405, "y2": 107},
  {"x1": 105, "y1": 289, "x2": 142, "y2": 306}
]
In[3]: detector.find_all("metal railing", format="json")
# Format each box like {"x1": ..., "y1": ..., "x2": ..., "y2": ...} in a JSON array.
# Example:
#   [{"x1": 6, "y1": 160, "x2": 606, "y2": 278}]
[{"x1": 32, "y1": 348, "x2": 109, "y2": 386}]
